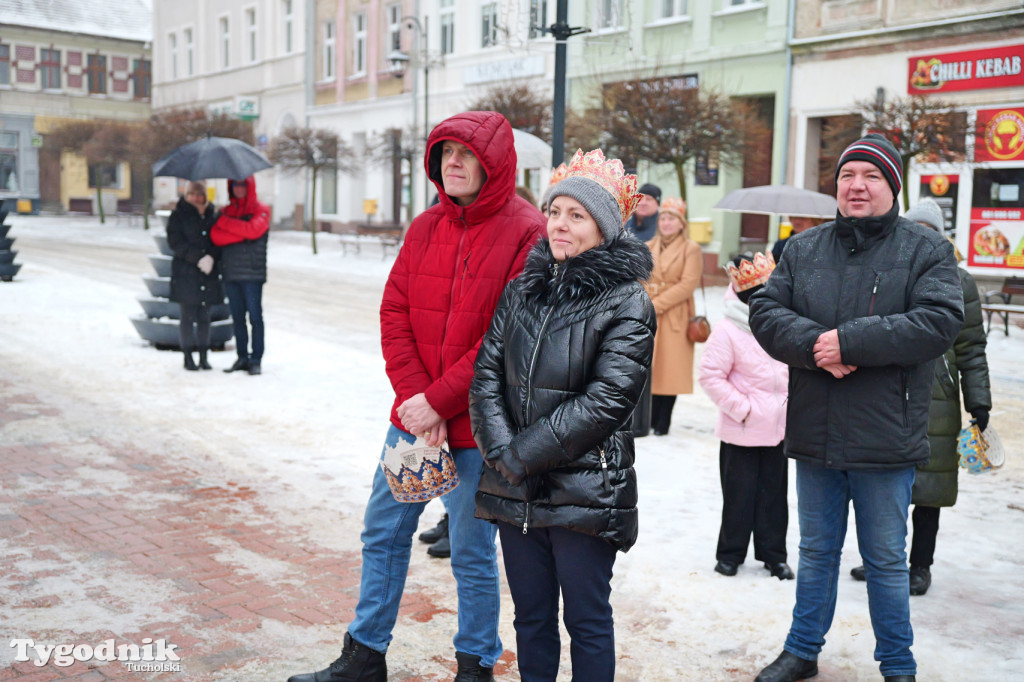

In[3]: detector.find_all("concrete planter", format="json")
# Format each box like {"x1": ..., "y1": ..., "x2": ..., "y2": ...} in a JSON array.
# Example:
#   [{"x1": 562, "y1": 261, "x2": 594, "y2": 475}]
[
  {"x1": 131, "y1": 233, "x2": 233, "y2": 350},
  {"x1": 0, "y1": 202, "x2": 20, "y2": 282}
]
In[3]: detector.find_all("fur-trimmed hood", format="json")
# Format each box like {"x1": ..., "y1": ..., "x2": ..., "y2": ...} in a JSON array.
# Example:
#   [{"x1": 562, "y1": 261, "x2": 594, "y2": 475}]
[{"x1": 519, "y1": 235, "x2": 654, "y2": 305}]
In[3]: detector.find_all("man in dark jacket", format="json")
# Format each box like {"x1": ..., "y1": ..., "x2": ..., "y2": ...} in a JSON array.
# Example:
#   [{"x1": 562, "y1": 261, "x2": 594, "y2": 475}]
[
  {"x1": 748, "y1": 134, "x2": 964, "y2": 682},
  {"x1": 624, "y1": 182, "x2": 660, "y2": 242},
  {"x1": 211, "y1": 175, "x2": 269, "y2": 375},
  {"x1": 287, "y1": 112, "x2": 545, "y2": 682}
]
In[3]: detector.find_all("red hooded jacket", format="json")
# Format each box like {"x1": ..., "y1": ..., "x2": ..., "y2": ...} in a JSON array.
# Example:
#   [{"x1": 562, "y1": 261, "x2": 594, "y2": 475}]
[
  {"x1": 380, "y1": 111, "x2": 546, "y2": 448},
  {"x1": 211, "y1": 176, "x2": 270, "y2": 246}
]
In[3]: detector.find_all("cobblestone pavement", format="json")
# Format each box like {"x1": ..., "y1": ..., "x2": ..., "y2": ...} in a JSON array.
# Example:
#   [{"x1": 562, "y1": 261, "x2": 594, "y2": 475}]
[{"x1": 0, "y1": 377, "x2": 517, "y2": 681}]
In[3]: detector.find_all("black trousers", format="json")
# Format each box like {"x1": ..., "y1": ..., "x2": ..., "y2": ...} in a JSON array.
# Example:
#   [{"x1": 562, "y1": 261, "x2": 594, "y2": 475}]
[
  {"x1": 497, "y1": 522, "x2": 617, "y2": 682},
  {"x1": 179, "y1": 303, "x2": 212, "y2": 352},
  {"x1": 650, "y1": 394, "x2": 677, "y2": 434},
  {"x1": 909, "y1": 505, "x2": 941, "y2": 568},
  {"x1": 716, "y1": 441, "x2": 788, "y2": 565}
]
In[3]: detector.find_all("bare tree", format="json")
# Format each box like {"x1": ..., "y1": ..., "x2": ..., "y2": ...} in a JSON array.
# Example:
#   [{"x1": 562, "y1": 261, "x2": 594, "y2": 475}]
[
  {"x1": 269, "y1": 127, "x2": 355, "y2": 254},
  {"x1": 365, "y1": 125, "x2": 424, "y2": 223},
  {"x1": 467, "y1": 80, "x2": 552, "y2": 140},
  {"x1": 47, "y1": 120, "x2": 136, "y2": 224},
  {"x1": 594, "y1": 76, "x2": 771, "y2": 200},
  {"x1": 845, "y1": 92, "x2": 968, "y2": 209}
]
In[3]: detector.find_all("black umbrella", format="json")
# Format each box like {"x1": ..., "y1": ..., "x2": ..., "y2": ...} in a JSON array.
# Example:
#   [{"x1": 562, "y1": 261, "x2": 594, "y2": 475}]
[{"x1": 152, "y1": 136, "x2": 272, "y2": 181}]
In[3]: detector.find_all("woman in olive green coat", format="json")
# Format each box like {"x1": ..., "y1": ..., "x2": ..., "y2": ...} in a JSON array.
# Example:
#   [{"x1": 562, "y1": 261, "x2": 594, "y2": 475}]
[{"x1": 852, "y1": 198, "x2": 991, "y2": 596}]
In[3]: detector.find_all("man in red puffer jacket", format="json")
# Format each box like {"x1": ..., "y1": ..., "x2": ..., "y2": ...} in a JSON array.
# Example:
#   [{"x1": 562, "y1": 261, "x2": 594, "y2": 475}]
[
  {"x1": 211, "y1": 175, "x2": 270, "y2": 375},
  {"x1": 288, "y1": 112, "x2": 545, "y2": 682}
]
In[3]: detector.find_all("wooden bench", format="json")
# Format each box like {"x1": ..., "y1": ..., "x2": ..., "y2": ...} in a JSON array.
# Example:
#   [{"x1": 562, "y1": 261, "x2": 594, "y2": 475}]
[
  {"x1": 68, "y1": 198, "x2": 93, "y2": 215},
  {"x1": 982, "y1": 277, "x2": 1024, "y2": 336}
]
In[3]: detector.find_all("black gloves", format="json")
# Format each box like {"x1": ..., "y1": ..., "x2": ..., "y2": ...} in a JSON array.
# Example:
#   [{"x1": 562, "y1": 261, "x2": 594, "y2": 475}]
[{"x1": 971, "y1": 409, "x2": 990, "y2": 432}]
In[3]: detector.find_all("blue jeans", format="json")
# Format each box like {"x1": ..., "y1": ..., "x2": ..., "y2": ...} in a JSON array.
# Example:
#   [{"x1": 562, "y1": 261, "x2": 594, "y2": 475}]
[
  {"x1": 785, "y1": 461, "x2": 917, "y2": 677},
  {"x1": 497, "y1": 522, "x2": 617, "y2": 682},
  {"x1": 224, "y1": 280, "x2": 264, "y2": 362},
  {"x1": 349, "y1": 425, "x2": 502, "y2": 666}
]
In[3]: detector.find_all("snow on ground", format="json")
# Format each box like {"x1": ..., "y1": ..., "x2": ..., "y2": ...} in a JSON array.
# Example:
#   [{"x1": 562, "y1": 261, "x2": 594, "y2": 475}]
[{"x1": 2, "y1": 215, "x2": 1023, "y2": 681}]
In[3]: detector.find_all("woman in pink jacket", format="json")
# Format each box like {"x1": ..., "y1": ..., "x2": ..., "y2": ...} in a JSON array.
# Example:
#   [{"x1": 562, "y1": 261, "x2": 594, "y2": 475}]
[{"x1": 698, "y1": 252, "x2": 793, "y2": 580}]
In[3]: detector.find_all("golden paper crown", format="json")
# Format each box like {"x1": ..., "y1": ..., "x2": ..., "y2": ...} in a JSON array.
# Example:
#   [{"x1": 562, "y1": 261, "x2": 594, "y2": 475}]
[
  {"x1": 563, "y1": 149, "x2": 641, "y2": 222},
  {"x1": 725, "y1": 251, "x2": 776, "y2": 292},
  {"x1": 548, "y1": 162, "x2": 569, "y2": 186},
  {"x1": 660, "y1": 197, "x2": 688, "y2": 223}
]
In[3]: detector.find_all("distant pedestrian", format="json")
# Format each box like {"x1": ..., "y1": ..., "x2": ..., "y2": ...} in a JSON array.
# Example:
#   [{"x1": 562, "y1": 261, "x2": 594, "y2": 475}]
[
  {"x1": 699, "y1": 252, "x2": 791, "y2": 581},
  {"x1": 211, "y1": 176, "x2": 270, "y2": 376},
  {"x1": 771, "y1": 215, "x2": 825, "y2": 263},
  {"x1": 470, "y1": 148, "x2": 656, "y2": 682},
  {"x1": 850, "y1": 197, "x2": 991, "y2": 597},
  {"x1": 643, "y1": 197, "x2": 703, "y2": 435},
  {"x1": 287, "y1": 111, "x2": 545, "y2": 682},
  {"x1": 748, "y1": 133, "x2": 964, "y2": 682},
  {"x1": 166, "y1": 180, "x2": 222, "y2": 372},
  {"x1": 624, "y1": 182, "x2": 661, "y2": 242}
]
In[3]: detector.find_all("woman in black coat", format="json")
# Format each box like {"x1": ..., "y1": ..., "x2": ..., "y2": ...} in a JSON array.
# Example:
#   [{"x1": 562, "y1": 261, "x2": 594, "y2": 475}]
[
  {"x1": 166, "y1": 181, "x2": 223, "y2": 371},
  {"x1": 469, "y1": 150, "x2": 656, "y2": 682}
]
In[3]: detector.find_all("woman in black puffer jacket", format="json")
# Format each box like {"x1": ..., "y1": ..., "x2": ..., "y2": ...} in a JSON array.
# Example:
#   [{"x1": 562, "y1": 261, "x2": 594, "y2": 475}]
[{"x1": 470, "y1": 150, "x2": 656, "y2": 682}]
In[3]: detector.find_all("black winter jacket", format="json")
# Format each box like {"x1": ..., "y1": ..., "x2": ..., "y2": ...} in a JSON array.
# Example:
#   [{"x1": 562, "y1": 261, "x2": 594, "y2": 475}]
[
  {"x1": 913, "y1": 268, "x2": 991, "y2": 507},
  {"x1": 219, "y1": 230, "x2": 268, "y2": 283},
  {"x1": 470, "y1": 236, "x2": 656, "y2": 552},
  {"x1": 166, "y1": 197, "x2": 224, "y2": 306},
  {"x1": 749, "y1": 204, "x2": 964, "y2": 470}
]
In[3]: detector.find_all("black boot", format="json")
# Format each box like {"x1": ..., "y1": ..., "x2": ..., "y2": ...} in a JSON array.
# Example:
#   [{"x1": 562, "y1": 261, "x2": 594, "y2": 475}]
[
  {"x1": 454, "y1": 651, "x2": 494, "y2": 682},
  {"x1": 419, "y1": 514, "x2": 449, "y2": 544},
  {"x1": 286, "y1": 633, "x2": 387, "y2": 682},
  {"x1": 198, "y1": 349, "x2": 212, "y2": 370},
  {"x1": 909, "y1": 566, "x2": 931, "y2": 596},
  {"x1": 755, "y1": 651, "x2": 818, "y2": 682},
  {"x1": 883, "y1": 676, "x2": 916, "y2": 682},
  {"x1": 183, "y1": 352, "x2": 198, "y2": 371},
  {"x1": 247, "y1": 361, "x2": 262, "y2": 375},
  {"x1": 427, "y1": 531, "x2": 451, "y2": 558},
  {"x1": 714, "y1": 560, "x2": 738, "y2": 576},
  {"x1": 851, "y1": 565, "x2": 866, "y2": 581},
  {"x1": 224, "y1": 357, "x2": 249, "y2": 373},
  {"x1": 765, "y1": 562, "x2": 795, "y2": 580}
]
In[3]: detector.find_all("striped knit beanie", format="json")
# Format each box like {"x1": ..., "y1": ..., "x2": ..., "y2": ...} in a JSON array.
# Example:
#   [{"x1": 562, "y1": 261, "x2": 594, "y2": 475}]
[{"x1": 835, "y1": 133, "x2": 902, "y2": 198}]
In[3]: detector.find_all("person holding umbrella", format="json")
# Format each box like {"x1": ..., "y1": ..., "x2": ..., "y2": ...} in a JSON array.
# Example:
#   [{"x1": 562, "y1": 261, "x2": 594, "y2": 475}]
[
  {"x1": 211, "y1": 176, "x2": 270, "y2": 376},
  {"x1": 166, "y1": 180, "x2": 222, "y2": 371}
]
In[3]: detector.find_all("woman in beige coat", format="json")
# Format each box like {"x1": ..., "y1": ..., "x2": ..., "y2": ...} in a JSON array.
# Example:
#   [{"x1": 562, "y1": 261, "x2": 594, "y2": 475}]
[{"x1": 643, "y1": 197, "x2": 703, "y2": 435}]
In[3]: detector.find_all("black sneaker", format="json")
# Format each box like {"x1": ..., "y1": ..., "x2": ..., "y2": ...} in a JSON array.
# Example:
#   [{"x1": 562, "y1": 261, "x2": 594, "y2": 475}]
[
  {"x1": 223, "y1": 357, "x2": 249, "y2": 373},
  {"x1": 427, "y1": 532, "x2": 451, "y2": 558},
  {"x1": 714, "y1": 560, "x2": 738, "y2": 576},
  {"x1": 454, "y1": 651, "x2": 494, "y2": 682},
  {"x1": 850, "y1": 565, "x2": 866, "y2": 581},
  {"x1": 286, "y1": 632, "x2": 387, "y2": 682},
  {"x1": 418, "y1": 514, "x2": 448, "y2": 544},
  {"x1": 909, "y1": 566, "x2": 931, "y2": 596}
]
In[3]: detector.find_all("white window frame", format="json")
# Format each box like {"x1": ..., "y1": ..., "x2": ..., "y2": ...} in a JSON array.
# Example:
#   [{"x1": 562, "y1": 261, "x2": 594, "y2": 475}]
[
  {"x1": 183, "y1": 27, "x2": 195, "y2": 76},
  {"x1": 386, "y1": 3, "x2": 402, "y2": 54},
  {"x1": 168, "y1": 32, "x2": 178, "y2": 80},
  {"x1": 245, "y1": 6, "x2": 258, "y2": 63},
  {"x1": 322, "y1": 20, "x2": 336, "y2": 80},
  {"x1": 529, "y1": 0, "x2": 548, "y2": 39},
  {"x1": 283, "y1": 0, "x2": 294, "y2": 54},
  {"x1": 440, "y1": 0, "x2": 455, "y2": 55},
  {"x1": 219, "y1": 14, "x2": 231, "y2": 69},
  {"x1": 660, "y1": 0, "x2": 687, "y2": 19},
  {"x1": 352, "y1": 11, "x2": 367, "y2": 77},
  {"x1": 481, "y1": 3, "x2": 499, "y2": 48}
]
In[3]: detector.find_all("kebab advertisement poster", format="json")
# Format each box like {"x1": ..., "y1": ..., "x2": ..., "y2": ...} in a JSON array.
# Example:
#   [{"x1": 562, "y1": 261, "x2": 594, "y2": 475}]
[{"x1": 968, "y1": 208, "x2": 1024, "y2": 269}]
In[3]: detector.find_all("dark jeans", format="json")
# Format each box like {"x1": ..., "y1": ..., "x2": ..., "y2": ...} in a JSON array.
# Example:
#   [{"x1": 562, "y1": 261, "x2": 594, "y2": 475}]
[
  {"x1": 224, "y1": 280, "x2": 264, "y2": 362},
  {"x1": 909, "y1": 505, "x2": 940, "y2": 568},
  {"x1": 717, "y1": 441, "x2": 789, "y2": 565},
  {"x1": 497, "y1": 522, "x2": 617, "y2": 682},
  {"x1": 651, "y1": 394, "x2": 677, "y2": 434},
  {"x1": 178, "y1": 303, "x2": 212, "y2": 352}
]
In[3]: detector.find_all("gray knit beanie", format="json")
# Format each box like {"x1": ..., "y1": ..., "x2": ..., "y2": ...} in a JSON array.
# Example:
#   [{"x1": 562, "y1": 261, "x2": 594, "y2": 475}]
[
  {"x1": 547, "y1": 176, "x2": 624, "y2": 242},
  {"x1": 904, "y1": 197, "x2": 945, "y2": 234}
]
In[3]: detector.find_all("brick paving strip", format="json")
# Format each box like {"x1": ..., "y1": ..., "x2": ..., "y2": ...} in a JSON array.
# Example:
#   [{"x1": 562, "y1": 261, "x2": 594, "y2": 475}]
[{"x1": 0, "y1": 378, "x2": 517, "y2": 681}]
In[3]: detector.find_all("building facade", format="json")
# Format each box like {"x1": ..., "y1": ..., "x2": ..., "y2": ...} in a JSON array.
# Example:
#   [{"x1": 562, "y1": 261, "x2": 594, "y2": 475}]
[
  {"x1": 0, "y1": 0, "x2": 152, "y2": 213},
  {"x1": 151, "y1": 0, "x2": 308, "y2": 223},
  {"x1": 790, "y1": 0, "x2": 1024, "y2": 277}
]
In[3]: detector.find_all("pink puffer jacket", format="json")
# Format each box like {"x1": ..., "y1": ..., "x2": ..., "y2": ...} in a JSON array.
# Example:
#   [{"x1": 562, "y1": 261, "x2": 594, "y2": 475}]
[{"x1": 698, "y1": 294, "x2": 788, "y2": 447}]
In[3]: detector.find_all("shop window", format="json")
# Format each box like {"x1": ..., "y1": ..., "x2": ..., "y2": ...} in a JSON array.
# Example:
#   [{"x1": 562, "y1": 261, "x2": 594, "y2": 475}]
[
  {"x1": 41, "y1": 48, "x2": 61, "y2": 89},
  {"x1": 88, "y1": 163, "x2": 123, "y2": 190},
  {"x1": 972, "y1": 168, "x2": 1024, "y2": 209},
  {"x1": 0, "y1": 131, "x2": 18, "y2": 192}
]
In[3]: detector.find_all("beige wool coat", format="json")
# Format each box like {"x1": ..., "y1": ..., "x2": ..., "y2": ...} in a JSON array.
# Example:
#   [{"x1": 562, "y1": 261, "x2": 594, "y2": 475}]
[{"x1": 643, "y1": 234, "x2": 703, "y2": 395}]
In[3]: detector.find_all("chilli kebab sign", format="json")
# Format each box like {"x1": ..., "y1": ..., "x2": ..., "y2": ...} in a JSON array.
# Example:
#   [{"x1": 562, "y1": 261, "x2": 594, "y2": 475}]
[{"x1": 909, "y1": 44, "x2": 1024, "y2": 95}]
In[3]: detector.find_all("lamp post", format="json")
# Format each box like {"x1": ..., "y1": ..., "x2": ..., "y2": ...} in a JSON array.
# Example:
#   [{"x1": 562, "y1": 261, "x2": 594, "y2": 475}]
[{"x1": 388, "y1": 16, "x2": 442, "y2": 214}]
